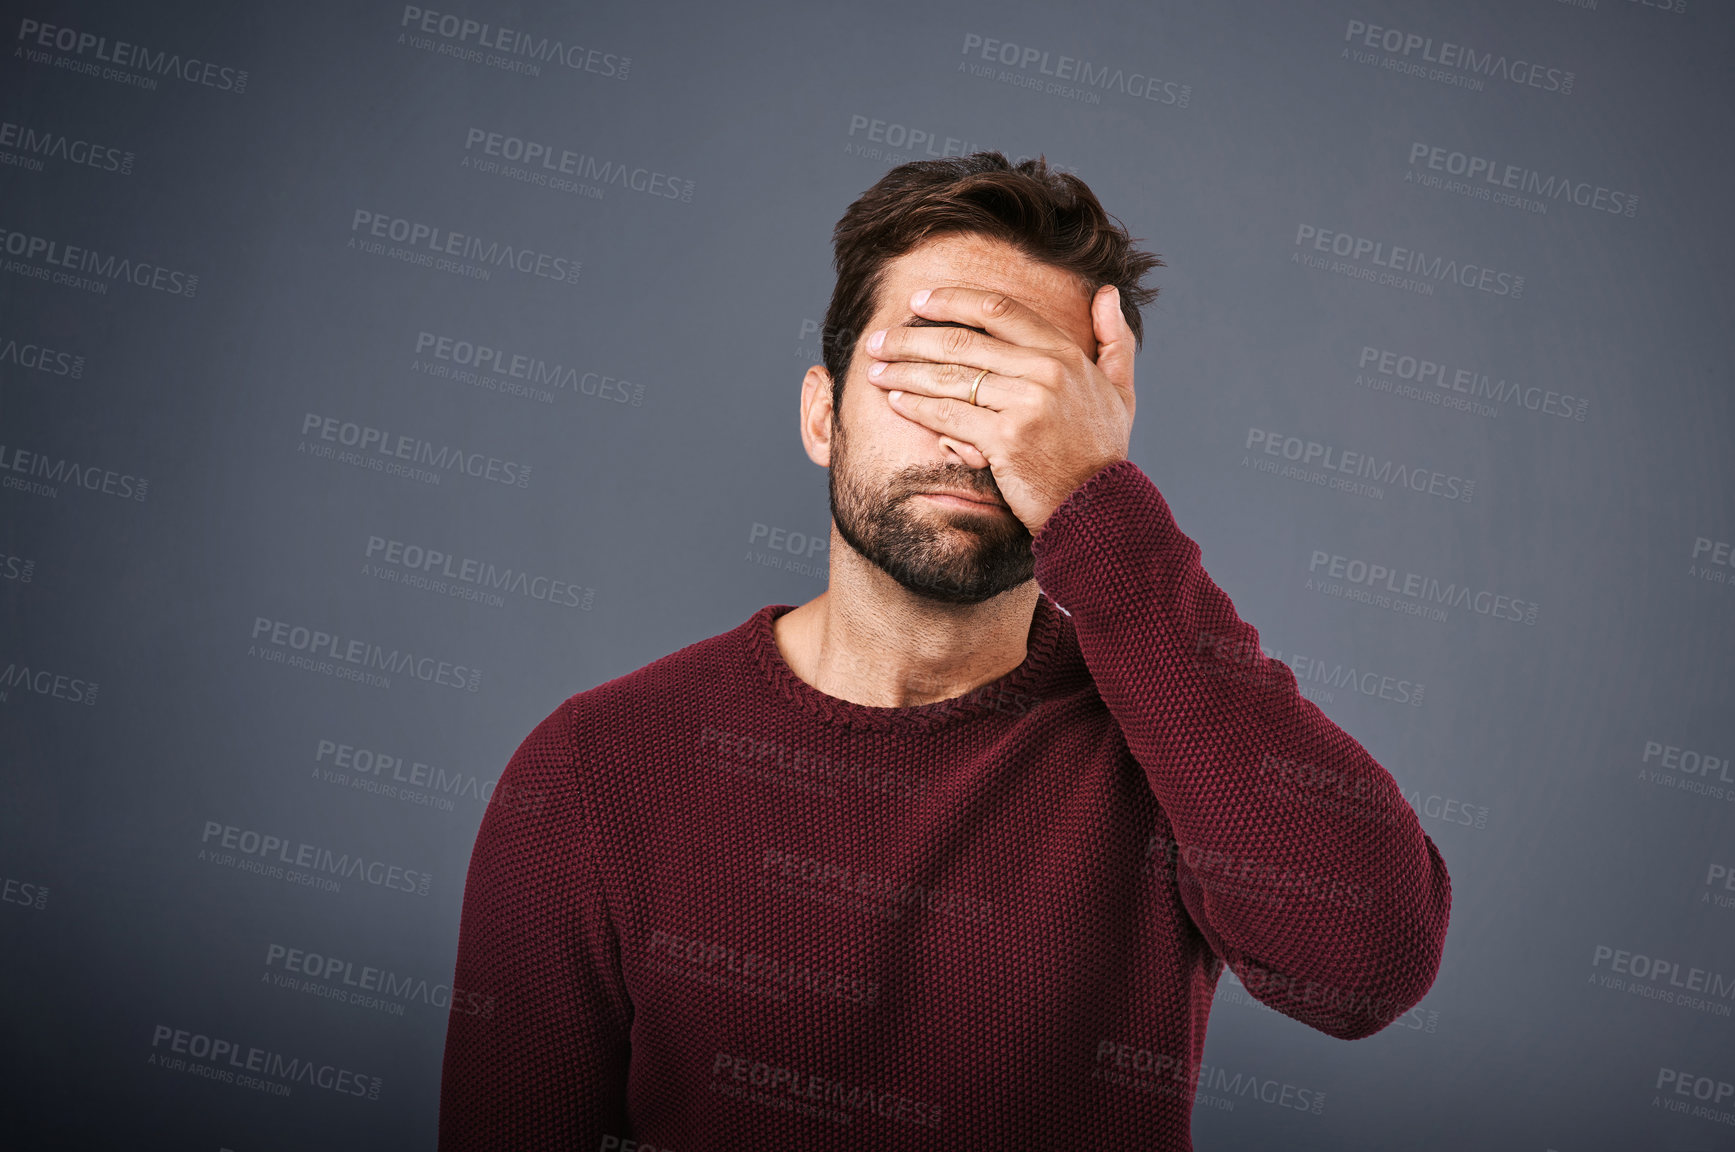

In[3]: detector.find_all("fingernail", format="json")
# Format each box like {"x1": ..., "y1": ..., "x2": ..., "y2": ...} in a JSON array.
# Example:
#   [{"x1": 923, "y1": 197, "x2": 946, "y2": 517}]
[{"x1": 911, "y1": 288, "x2": 931, "y2": 307}]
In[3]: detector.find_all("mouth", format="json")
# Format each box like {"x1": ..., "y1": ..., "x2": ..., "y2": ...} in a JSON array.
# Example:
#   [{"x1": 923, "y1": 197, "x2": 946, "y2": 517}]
[{"x1": 917, "y1": 490, "x2": 1007, "y2": 511}]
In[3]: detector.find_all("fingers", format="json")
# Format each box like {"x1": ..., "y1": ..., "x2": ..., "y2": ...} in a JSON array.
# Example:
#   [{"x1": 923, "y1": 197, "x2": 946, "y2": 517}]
[
  {"x1": 938, "y1": 435, "x2": 990, "y2": 470},
  {"x1": 1091, "y1": 284, "x2": 1137, "y2": 398},
  {"x1": 865, "y1": 320, "x2": 1043, "y2": 395},
  {"x1": 912, "y1": 286, "x2": 1070, "y2": 352},
  {"x1": 885, "y1": 388, "x2": 998, "y2": 453},
  {"x1": 867, "y1": 358, "x2": 1005, "y2": 410}
]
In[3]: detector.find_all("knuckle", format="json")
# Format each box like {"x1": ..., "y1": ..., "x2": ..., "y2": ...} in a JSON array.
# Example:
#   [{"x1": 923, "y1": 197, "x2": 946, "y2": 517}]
[
  {"x1": 941, "y1": 327, "x2": 973, "y2": 356},
  {"x1": 982, "y1": 294, "x2": 1013, "y2": 318}
]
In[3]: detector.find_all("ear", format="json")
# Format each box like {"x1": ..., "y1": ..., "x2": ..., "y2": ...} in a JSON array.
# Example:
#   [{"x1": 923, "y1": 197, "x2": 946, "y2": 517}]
[{"x1": 799, "y1": 364, "x2": 835, "y2": 468}]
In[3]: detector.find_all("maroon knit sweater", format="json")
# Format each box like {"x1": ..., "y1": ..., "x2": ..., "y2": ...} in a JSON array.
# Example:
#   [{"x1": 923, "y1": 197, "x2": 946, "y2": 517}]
[{"x1": 439, "y1": 459, "x2": 1451, "y2": 1151}]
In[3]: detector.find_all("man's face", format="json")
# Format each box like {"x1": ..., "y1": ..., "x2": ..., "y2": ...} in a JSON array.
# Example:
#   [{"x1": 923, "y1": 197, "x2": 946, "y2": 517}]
[{"x1": 825, "y1": 232, "x2": 1099, "y2": 605}]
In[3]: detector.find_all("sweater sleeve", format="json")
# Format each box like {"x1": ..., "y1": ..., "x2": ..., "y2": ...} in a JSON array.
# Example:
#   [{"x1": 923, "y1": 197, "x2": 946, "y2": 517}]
[
  {"x1": 1030, "y1": 459, "x2": 1451, "y2": 1040},
  {"x1": 439, "y1": 699, "x2": 634, "y2": 1148}
]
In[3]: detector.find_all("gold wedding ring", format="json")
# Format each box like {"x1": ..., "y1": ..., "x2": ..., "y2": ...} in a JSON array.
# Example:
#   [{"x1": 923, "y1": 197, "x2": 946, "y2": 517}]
[{"x1": 968, "y1": 367, "x2": 989, "y2": 406}]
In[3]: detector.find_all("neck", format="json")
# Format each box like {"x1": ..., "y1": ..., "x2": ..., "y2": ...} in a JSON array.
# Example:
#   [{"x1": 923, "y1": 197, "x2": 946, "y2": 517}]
[{"x1": 773, "y1": 528, "x2": 1041, "y2": 708}]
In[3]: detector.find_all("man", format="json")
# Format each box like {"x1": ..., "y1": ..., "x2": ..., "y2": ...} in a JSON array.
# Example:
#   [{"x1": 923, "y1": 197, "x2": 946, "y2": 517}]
[{"x1": 440, "y1": 152, "x2": 1451, "y2": 1150}]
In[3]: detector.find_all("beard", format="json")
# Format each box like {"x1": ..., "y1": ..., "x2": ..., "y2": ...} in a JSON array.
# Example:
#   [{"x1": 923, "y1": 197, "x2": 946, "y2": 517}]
[{"x1": 828, "y1": 413, "x2": 1034, "y2": 605}]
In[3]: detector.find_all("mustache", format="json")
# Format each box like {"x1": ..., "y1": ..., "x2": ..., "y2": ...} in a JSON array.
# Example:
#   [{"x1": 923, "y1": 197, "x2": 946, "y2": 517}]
[{"x1": 896, "y1": 466, "x2": 1003, "y2": 502}]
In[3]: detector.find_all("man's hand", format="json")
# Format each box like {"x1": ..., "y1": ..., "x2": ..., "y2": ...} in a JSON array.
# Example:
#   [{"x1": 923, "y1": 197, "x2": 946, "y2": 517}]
[{"x1": 862, "y1": 284, "x2": 1137, "y2": 535}]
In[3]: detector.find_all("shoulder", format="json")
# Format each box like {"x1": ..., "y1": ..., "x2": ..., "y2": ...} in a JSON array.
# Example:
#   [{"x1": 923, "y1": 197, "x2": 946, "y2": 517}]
[
  {"x1": 492, "y1": 609, "x2": 771, "y2": 817},
  {"x1": 535, "y1": 606, "x2": 776, "y2": 760}
]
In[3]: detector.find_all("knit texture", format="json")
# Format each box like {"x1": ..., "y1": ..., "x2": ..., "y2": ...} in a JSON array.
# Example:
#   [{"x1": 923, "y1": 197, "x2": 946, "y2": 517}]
[{"x1": 439, "y1": 459, "x2": 1452, "y2": 1151}]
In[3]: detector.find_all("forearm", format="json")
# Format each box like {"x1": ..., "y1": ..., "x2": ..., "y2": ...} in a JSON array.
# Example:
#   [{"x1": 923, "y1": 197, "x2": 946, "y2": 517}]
[{"x1": 1032, "y1": 460, "x2": 1452, "y2": 1034}]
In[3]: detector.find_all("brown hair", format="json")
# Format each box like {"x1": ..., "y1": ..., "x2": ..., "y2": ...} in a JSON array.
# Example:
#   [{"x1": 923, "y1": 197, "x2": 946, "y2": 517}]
[{"x1": 821, "y1": 151, "x2": 1163, "y2": 421}]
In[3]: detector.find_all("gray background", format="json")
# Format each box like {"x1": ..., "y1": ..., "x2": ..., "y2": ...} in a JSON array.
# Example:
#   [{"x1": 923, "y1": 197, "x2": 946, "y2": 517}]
[{"x1": 3, "y1": 0, "x2": 1732, "y2": 1148}]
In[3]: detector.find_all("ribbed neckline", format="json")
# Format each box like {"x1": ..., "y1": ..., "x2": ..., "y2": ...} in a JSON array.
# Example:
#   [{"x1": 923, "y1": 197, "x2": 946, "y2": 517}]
[{"x1": 745, "y1": 593, "x2": 1067, "y2": 733}]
